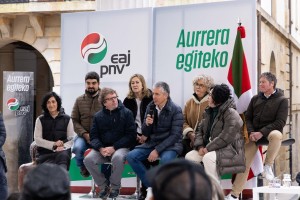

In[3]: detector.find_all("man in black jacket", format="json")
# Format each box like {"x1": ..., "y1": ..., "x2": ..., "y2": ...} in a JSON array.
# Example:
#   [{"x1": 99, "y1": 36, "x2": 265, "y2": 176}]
[{"x1": 84, "y1": 88, "x2": 136, "y2": 199}]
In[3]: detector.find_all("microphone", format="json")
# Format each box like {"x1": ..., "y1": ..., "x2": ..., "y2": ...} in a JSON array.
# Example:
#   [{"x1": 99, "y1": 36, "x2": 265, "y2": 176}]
[{"x1": 149, "y1": 104, "x2": 155, "y2": 117}]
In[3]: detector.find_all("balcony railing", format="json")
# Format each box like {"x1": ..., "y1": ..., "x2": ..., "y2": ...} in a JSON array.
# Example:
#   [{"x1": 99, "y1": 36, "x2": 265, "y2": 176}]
[{"x1": 0, "y1": 0, "x2": 94, "y2": 3}]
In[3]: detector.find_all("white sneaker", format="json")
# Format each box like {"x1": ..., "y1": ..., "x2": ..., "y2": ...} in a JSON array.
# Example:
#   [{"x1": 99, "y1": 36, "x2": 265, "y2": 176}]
[
  {"x1": 225, "y1": 194, "x2": 238, "y2": 200},
  {"x1": 263, "y1": 165, "x2": 275, "y2": 181},
  {"x1": 144, "y1": 187, "x2": 153, "y2": 200}
]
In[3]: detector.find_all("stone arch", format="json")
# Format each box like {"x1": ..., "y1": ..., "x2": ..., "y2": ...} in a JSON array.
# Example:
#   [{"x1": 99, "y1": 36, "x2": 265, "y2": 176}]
[
  {"x1": 0, "y1": 14, "x2": 61, "y2": 92},
  {"x1": 0, "y1": 40, "x2": 54, "y2": 118},
  {"x1": 0, "y1": 40, "x2": 55, "y2": 193}
]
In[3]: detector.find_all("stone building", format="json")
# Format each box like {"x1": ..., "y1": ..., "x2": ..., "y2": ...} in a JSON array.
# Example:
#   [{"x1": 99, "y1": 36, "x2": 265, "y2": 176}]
[
  {"x1": 0, "y1": 0, "x2": 96, "y2": 193},
  {"x1": 0, "y1": 0, "x2": 299, "y2": 195}
]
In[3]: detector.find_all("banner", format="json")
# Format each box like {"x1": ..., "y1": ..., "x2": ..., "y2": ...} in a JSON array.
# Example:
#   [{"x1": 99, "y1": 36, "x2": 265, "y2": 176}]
[
  {"x1": 153, "y1": 0, "x2": 257, "y2": 107},
  {"x1": 3, "y1": 71, "x2": 34, "y2": 187},
  {"x1": 61, "y1": 0, "x2": 257, "y2": 190},
  {"x1": 61, "y1": 8, "x2": 153, "y2": 115}
]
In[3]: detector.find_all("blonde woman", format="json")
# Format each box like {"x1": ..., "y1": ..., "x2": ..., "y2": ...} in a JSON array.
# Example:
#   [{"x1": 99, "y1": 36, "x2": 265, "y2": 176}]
[
  {"x1": 123, "y1": 74, "x2": 152, "y2": 141},
  {"x1": 123, "y1": 74, "x2": 153, "y2": 200}
]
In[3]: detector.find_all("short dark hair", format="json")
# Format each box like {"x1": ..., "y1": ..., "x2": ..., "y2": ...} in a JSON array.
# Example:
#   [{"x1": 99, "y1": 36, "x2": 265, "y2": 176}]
[
  {"x1": 211, "y1": 84, "x2": 231, "y2": 105},
  {"x1": 20, "y1": 163, "x2": 70, "y2": 200},
  {"x1": 260, "y1": 72, "x2": 277, "y2": 88},
  {"x1": 148, "y1": 159, "x2": 213, "y2": 200},
  {"x1": 41, "y1": 92, "x2": 62, "y2": 113},
  {"x1": 85, "y1": 71, "x2": 100, "y2": 83}
]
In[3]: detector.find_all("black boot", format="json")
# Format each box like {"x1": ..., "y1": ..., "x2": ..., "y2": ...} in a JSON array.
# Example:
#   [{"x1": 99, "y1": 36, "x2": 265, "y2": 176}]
[{"x1": 138, "y1": 187, "x2": 147, "y2": 200}]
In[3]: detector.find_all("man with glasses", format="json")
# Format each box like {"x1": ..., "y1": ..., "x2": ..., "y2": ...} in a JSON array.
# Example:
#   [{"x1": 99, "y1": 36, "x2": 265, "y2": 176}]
[{"x1": 84, "y1": 87, "x2": 136, "y2": 199}]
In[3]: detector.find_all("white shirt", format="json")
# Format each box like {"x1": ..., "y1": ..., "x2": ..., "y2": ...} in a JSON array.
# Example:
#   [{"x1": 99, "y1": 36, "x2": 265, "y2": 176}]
[{"x1": 135, "y1": 98, "x2": 142, "y2": 134}]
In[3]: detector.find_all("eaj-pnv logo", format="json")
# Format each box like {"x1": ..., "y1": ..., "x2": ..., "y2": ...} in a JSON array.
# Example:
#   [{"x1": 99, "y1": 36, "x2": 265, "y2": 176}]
[
  {"x1": 81, "y1": 33, "x2": 108, "y2": 64},
  {"x1": 7, "y1": 98, "x2": 20, "y2": 111}
]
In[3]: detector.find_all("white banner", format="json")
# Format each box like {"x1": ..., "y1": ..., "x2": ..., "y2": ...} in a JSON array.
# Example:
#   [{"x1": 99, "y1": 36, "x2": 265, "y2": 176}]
[
  {"x1": 61, "y1": 1, "x2": 256, "y2": 113},
  {"x1": 61, "y1": 0, "x2": 257, "y2": 188},
  {"x1": 153, "y1": 0, "x2": 257, "y2": 107},
  {"x1": 61, "y1": 8, "x2": 153, "y2": 115}
]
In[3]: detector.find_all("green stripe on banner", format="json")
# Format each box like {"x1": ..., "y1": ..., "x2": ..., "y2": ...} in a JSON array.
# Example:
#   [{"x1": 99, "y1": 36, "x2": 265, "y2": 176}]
[
  {"x1": 221, "y1": 173, "x2": 233, "y2": 180},
  {"x1": 69, "y1": 157, "x2": 136, "y2": 181}
]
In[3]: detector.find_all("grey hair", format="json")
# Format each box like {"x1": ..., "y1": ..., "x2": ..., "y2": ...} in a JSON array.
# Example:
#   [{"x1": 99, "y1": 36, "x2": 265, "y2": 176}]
[
  {"x1": 192, "y1": 74, "x2": 215, "y2": 92},
  {"x1": 260, "y1": 72, "x2": 277, "y2": 88},
  {"x1": 153, "y1": 81, "x2": 170, "y2": 97},
  {"x1": 99, "y1": 87, "x2": 117, "y2": 104}
]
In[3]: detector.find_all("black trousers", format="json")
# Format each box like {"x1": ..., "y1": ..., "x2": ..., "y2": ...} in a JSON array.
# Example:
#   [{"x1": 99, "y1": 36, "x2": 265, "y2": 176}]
[{"x1": 36, "y1": 149, "x2": 71, "y2": 170}]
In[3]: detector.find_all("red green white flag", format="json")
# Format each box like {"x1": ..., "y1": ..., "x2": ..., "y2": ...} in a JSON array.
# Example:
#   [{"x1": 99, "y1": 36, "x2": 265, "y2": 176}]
[
  {"x1": 227, "y1": 27, "x2": 252, "y2": 114},
  {"x1": 227, "y1": 26, "x2": 263, "y2": 183}
]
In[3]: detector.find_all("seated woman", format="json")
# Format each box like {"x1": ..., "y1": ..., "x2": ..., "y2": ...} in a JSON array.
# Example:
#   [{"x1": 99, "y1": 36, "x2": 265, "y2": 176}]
[
  {"x1": 185, "y1": 84, "x2": 245, "y2": 182},
  {"x1": 34, "y1": 92, "x2": 75, "y2": 170},
  {"x1": 123, "y1": 74, "x2": 156, "y2": 200},
  {"x1": 181, "y1": 74, "x2": 214, "y2": 157}
]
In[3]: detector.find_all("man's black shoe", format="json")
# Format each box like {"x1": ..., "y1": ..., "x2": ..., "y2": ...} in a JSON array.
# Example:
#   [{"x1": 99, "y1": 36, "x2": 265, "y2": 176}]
[{"x1": 80, "y1": 166, "x2": 90, "y2": 177}]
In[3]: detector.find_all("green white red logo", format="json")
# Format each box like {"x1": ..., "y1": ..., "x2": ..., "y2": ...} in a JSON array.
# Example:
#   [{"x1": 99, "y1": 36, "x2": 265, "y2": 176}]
[
  {"x1": 7, "y1": 98, "x2": 20, "y2": 111},
  {"x1": 81, "y1": 33, "x2": 108, "y2": 64}
]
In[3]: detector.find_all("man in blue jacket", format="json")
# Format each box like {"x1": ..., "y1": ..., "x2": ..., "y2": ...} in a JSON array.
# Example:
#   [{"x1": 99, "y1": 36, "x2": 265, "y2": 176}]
[
  {"x1": 84, "y1": 88, "x2": 136, "y2": 199},
  {"x1": 127, "y1": 81, "x2": 184, "y2": 199},
  {"x1": 0, "y1": 113, "x2": 8, "y2": 199}
]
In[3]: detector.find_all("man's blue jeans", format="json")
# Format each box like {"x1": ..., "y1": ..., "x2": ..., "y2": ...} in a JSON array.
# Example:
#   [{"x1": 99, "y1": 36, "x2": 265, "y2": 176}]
[
  {"x1": 126, "y1": 148, "x2": 177, "y2": 188},
  {"x1": 72, "y1": 136, "x2": 89, "y2": 167}
]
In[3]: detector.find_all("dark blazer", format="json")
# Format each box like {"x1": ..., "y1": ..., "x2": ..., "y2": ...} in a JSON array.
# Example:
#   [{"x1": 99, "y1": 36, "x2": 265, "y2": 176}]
[{"x1": 0, "y1": 113, "x2": 7, "y2": 172}]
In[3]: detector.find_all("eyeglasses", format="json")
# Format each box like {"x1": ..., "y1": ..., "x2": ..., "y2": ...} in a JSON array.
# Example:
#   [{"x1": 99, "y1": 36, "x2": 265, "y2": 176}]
[
  {"x1": 105, "y1": 96, "x2": 118, "y2": 102},
  {"x1": 194, "y1": 83, "x2": 206, "y2": 88}
]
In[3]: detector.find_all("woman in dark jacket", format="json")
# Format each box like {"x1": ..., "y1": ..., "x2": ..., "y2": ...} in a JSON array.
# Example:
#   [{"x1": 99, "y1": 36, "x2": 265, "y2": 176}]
[
  {"x1": 0, "y1": 112, "x2": 8, "y2": 199},
  {"x1": 34, "y1": 92, "x2": 75, "y2": 170},
  {"x1": 123, "y1": 74, "x2": 153, "y2": 139},
  {"x1": 185, "y1": 84, "x2": 245, "y2": 182},
  {"x1": 123, "y1": 74, "x2": 153, "y2": 200}
]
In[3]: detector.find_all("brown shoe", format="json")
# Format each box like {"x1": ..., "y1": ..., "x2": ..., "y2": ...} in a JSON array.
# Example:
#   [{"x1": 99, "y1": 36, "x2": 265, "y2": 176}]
[{"x1": 80, "y1": 166, "x2": 90, "y2": 177}]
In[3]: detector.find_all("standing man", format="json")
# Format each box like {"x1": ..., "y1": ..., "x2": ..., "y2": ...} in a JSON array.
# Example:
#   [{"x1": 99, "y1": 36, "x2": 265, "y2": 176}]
[
  {"x1": 126, "y1": 81, "x2": 184, "y2": 196},
  {"x1": 225, "y1": 72, "x2": 288, "y2": 200},
  {"x1": 0, "y1": 112, "x2": 8, "y2": 199},
  {"x1": 71, "y1": 71, "x2": 102, "y2": 177},
  {"x1": 84, "y1": 88, "x2": 136, "y2": 199}
]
